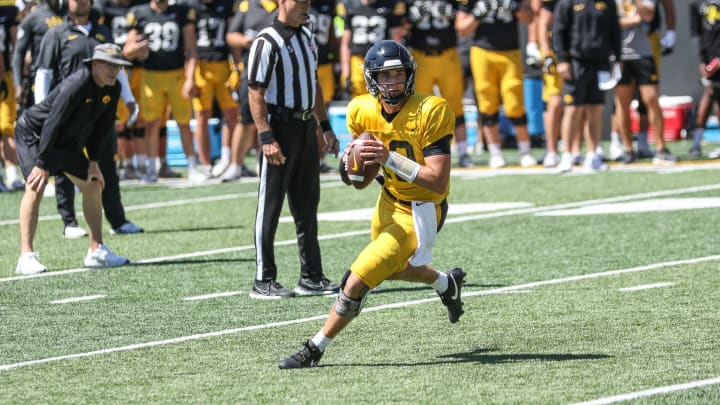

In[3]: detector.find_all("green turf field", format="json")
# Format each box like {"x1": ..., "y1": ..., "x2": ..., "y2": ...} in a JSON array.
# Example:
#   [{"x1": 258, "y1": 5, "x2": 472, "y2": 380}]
[{"x1": 1, "y1": 149, "x2": 719, "y2": 404}]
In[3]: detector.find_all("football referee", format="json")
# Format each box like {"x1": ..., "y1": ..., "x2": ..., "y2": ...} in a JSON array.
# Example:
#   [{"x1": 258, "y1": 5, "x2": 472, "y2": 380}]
[{"x1": 247, "y1": 0, "x2": 340, "y2": 299}]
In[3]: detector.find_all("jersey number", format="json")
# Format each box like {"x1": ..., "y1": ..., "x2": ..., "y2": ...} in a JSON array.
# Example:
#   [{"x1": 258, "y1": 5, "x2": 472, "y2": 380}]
[
  {"x1": 145, "y1": 22, "x2": 180, "y2": 52},
  {"x1": 351, "y1": 15, "x2": 387, "y2": 44},
  {"x1": 197, "y1": 18, "x2": 227, "y2": 48}
]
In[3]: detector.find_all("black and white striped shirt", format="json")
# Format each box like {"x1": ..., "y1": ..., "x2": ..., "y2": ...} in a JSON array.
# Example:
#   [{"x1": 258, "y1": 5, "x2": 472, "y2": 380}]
[{"x1": 247, "y1": 19, "x2": 318, "y2": 111}]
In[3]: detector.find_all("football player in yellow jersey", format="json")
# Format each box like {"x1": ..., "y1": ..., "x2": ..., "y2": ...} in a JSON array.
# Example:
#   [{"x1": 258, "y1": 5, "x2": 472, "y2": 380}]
[{"x1": 279, "y1": 40, "x2": 466, "y2": 369}]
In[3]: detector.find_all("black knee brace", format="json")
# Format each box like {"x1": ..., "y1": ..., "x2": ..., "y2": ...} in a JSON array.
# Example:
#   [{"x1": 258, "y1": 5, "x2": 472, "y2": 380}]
[
  {"x1": 509, "y1": 115, "x2": 527, "y2": 126},
  {"x1": 334, "y1": 270, "x2": 370, "y2": 318},
  {"x1": 479, "y1": 112, "x2": 499, "y2": 127}
]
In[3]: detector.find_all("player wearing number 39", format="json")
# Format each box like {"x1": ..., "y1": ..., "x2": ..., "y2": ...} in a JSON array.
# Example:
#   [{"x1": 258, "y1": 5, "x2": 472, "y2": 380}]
[{"x1": 279, "y1": 40, "x2": 466, "y2": 369}]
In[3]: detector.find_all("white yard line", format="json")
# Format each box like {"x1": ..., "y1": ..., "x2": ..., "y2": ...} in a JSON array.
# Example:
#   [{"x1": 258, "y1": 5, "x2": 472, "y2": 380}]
[
  {"x1": 3, "y1": 184, "x2": 720, "y2": 284},
  {"x1": 183, "y1": 291, "x2": 244, "y2": 301},
  {"x1": 0, "y1": 181, "x2": 347, "y2": 227},
  {"x1": 569, "y1": 376, "x2": 720, "y2": 405},
  {"x1": 50, "y1": 295, "x2": 106, "y2": 305},
  {"x1": 618, "y1": 282, "x2": 674, "y2": 292},
  {"x1": 1, "y1": 254, "x2": 719, "y2": 372}
]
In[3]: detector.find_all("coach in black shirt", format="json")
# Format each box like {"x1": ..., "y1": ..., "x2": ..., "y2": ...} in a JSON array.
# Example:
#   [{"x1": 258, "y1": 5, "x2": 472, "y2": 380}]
[
  {"x1": 14, "y1": 44, "x2": 132, "y2": 275},
  {"x1": 247, "y1": 0, "x2": 340, "y2": 299}
]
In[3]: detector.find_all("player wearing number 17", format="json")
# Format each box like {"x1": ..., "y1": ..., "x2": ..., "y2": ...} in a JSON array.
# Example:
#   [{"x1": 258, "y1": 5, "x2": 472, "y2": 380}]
[{"x1": 279, "y1": 40, "x2": 466, "y2": 369}]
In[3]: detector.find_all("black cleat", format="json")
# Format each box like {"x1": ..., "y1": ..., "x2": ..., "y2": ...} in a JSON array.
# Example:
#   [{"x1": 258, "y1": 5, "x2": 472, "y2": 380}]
[
  {"x1": 249, "y1": 280, "x2": 296, "y2": 299},
  {"x1": 438, "y1": 268, "x2": 466, "y2": 323},
  {"x1": 294, "y1": 277, "x2": 340, "y2": 296},
  {"x1": 279, "y1": 340, "x2": 324, "y2": 369}
]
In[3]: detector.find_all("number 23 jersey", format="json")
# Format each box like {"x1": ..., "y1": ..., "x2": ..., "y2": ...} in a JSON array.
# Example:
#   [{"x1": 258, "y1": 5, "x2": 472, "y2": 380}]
[{"x1": 347, "y1": 93, "x2": 454, "y2": 204}]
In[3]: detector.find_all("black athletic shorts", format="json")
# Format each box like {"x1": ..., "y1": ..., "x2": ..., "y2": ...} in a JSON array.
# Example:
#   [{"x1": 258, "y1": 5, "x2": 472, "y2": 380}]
[{"x1": 15, "y1": 120, "x2": 90, "y2": 180}]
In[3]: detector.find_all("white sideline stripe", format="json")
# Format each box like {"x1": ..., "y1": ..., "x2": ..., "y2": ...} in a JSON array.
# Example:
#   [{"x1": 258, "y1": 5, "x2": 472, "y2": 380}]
[
  {"x1": 569, "y1": 376, "x2": 720, "y2": 405},
  {"x1": 0, "y1": 230, "x2": 370, "y2": 283},
  {"x1": 183, "y1": 291, "x2": 244, "y2": 301},
  {"x1": 50, "y1": 295, "x2": 106, "y2": 305},
  {"x1": 0, "y1": 181, "x2": 347, "y2": 227},
  {"x1": 446, "y1": 183, "x2": 720, "y2": 224},
  {"x1": 618, "y1": 282, "x2": 674, "y2": 292},
  {"x1": 1, "y1": 254, "x2": 719, "y2": 372},
  {"x1": 3, "y1": 183, "x2": 720, "y2": 283}
]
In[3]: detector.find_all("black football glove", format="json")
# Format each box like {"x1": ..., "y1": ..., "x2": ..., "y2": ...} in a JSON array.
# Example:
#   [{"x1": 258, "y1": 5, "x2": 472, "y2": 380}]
[
  {"x1": 0, "y1": 80, "x2": 7, "y2": 101},
  {"x1": 542, "y1": 56, "x2": 557, "y2": 75}
]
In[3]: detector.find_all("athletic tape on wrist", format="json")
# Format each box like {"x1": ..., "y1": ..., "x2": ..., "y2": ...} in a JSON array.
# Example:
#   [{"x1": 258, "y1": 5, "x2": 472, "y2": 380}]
[{"x1": 384, "y1": 151, "x2": 420, "y2": 183}]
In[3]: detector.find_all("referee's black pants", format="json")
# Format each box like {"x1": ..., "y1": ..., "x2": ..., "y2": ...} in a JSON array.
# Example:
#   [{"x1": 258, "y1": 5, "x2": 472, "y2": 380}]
[
  {"x1": 254, "y1": 116, "x2": 324, "y2": 282},
  {"x1": 54, "y1": 131, "x2": 128, "y2": 230}
]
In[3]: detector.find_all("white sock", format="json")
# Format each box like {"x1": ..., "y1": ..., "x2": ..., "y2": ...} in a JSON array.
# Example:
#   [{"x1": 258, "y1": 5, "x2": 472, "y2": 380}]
[
  {"x1": 221, "y1": 146, "x2": 231, "y2": 162},
  {"x1": 585, "y1": 151, "x2": 597, "y2": 163},
  {"x1": 431, "y1": 271, "x2": 449, "y2": 293},
  {"x1": 517, "y1": 140, "x2": 531, "y2": 155},
  {"x1": 637, "y1": 132, "x2": 649, "y2": 151},
  {"x1": 187, "y1": 155, "x2": 197, "y2": 171},
  {"x1": 456, "y1": 141, "x2": 467, "y2": 156},
  {"x1": 488, "y1": 143, "x2": 502, "y2": 156},
  {"x1": 311, "y1": 331, "x2": 332, "y2": 351},
  {"x1": 5, "y1": 165, "x2": 18, "y2": 182},
  {"x1": 610, "y1": 131, "x2": 621, "y2": 145}
]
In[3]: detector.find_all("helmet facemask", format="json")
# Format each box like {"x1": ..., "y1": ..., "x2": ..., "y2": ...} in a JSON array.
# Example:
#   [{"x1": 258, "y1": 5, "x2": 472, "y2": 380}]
[{"x1": 363, "y1": 41, "x2": 416, "y2": 106}]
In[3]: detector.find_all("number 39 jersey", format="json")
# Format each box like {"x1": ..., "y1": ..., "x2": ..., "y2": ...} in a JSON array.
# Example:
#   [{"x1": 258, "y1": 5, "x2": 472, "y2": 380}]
[
  {"x1": 127, "y1": 3, "x2": 197, "y2": 71},
  {"x1": 347, "y1": 93, "x2": 454, "y2": 204}
]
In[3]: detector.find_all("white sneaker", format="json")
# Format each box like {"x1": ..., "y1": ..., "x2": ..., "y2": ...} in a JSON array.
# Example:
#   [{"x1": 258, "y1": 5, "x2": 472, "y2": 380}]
[
  {"x1": 489, "y1": 155, "x2": 506, "y2": 169},
  {"x1": 64, "y1": 225, "x2": 88, "y2": 239},
  {"x1": 211, "y1": 159, "x2": 230, "y2": 178},
  {"x1": 16, "y1": 252, "x2": 48, "y2": 275},
  {"x1": 188, "y1": 165, "x2": 211, "y2": 182},
  {"x1": 220, "y1": 164, "x2": 243, "y2": 182},
  {"x1": 543, "y1": 153, "x2": 561, "y2": 168},
  {"x1": 557, "y1": 153, "x2": 573, "y2": 173},
  {"x1": 708, "y1": 148, "x2": 720, "y2": 159},
  {"x1": 83, "y1": 244, "x2": 130, "y2": 268},
  {"x1": 609, "y1": 142, "x2": 625, "y2": 161},
  {"x1": 519, "y1": 153, "x2": 538, "y2": 167}
]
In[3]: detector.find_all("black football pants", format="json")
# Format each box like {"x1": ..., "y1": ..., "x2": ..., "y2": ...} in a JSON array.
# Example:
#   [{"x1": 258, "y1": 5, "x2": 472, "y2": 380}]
[{"x1": 254, "y1": 116, "x2": 323, "y2": 282}]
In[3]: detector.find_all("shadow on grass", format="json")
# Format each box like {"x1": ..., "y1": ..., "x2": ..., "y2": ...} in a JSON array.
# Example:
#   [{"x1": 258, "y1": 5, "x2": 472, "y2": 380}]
[
  {"x1": 322, "y1": 348, "x2": 611, "y2": 368},
  {"x1": 140, "y1": 224, "x2": 245, "y2": 234},
  {"x1": 130, "y1": 257, "x2": 254, "y2": 267},
  {"x1": 370, "y1": 283, "x2": 506, "y2": 295}
]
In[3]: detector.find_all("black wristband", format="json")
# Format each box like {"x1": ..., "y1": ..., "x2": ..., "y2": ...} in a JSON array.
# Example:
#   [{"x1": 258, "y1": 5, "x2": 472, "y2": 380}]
[
  {"x1": 259, "y1": 130, "x2": 275, "y2": 145},
  {"x1": 320, "y1": 120, "x2": 332, "y2": 132}
]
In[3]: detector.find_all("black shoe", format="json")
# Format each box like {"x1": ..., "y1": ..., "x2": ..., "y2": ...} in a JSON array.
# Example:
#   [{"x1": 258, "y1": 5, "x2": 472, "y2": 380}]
[
  {"x1": 623, "y1": 150, "x2": 637, "y2": 164},
  {"x1": 279, "y1": 340, "x2": 324, "y2": 369},
  {"x1": 689, "y1": 147, "x2": 702, "y2": 159},
  {"x1": 438, "y1": 268, "x2": 466, "y2": 324},
  {"x1": 240, "y1": 164, "x2": 257, "y2": 177},
  {"x1": 637, "y1": 149, "x2": 654, "y2": 159},
  {"x1": 319, "y1": 161, "x2": 333, "y2": 173},
  {"x1": 652, "y1": 148, "x2": 677, "y2": 164},
  {"x1": 295, "y1": 276, "x2": 340, "y2": 296},
  {"x1": 249, "y1": 280, "x2": 296, "y2": 299}
]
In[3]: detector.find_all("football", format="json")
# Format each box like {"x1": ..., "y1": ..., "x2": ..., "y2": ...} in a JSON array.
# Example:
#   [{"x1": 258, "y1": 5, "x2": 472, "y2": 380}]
[{"x1": 346, "y1": 132, "x2": 380, "y2": 189}]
